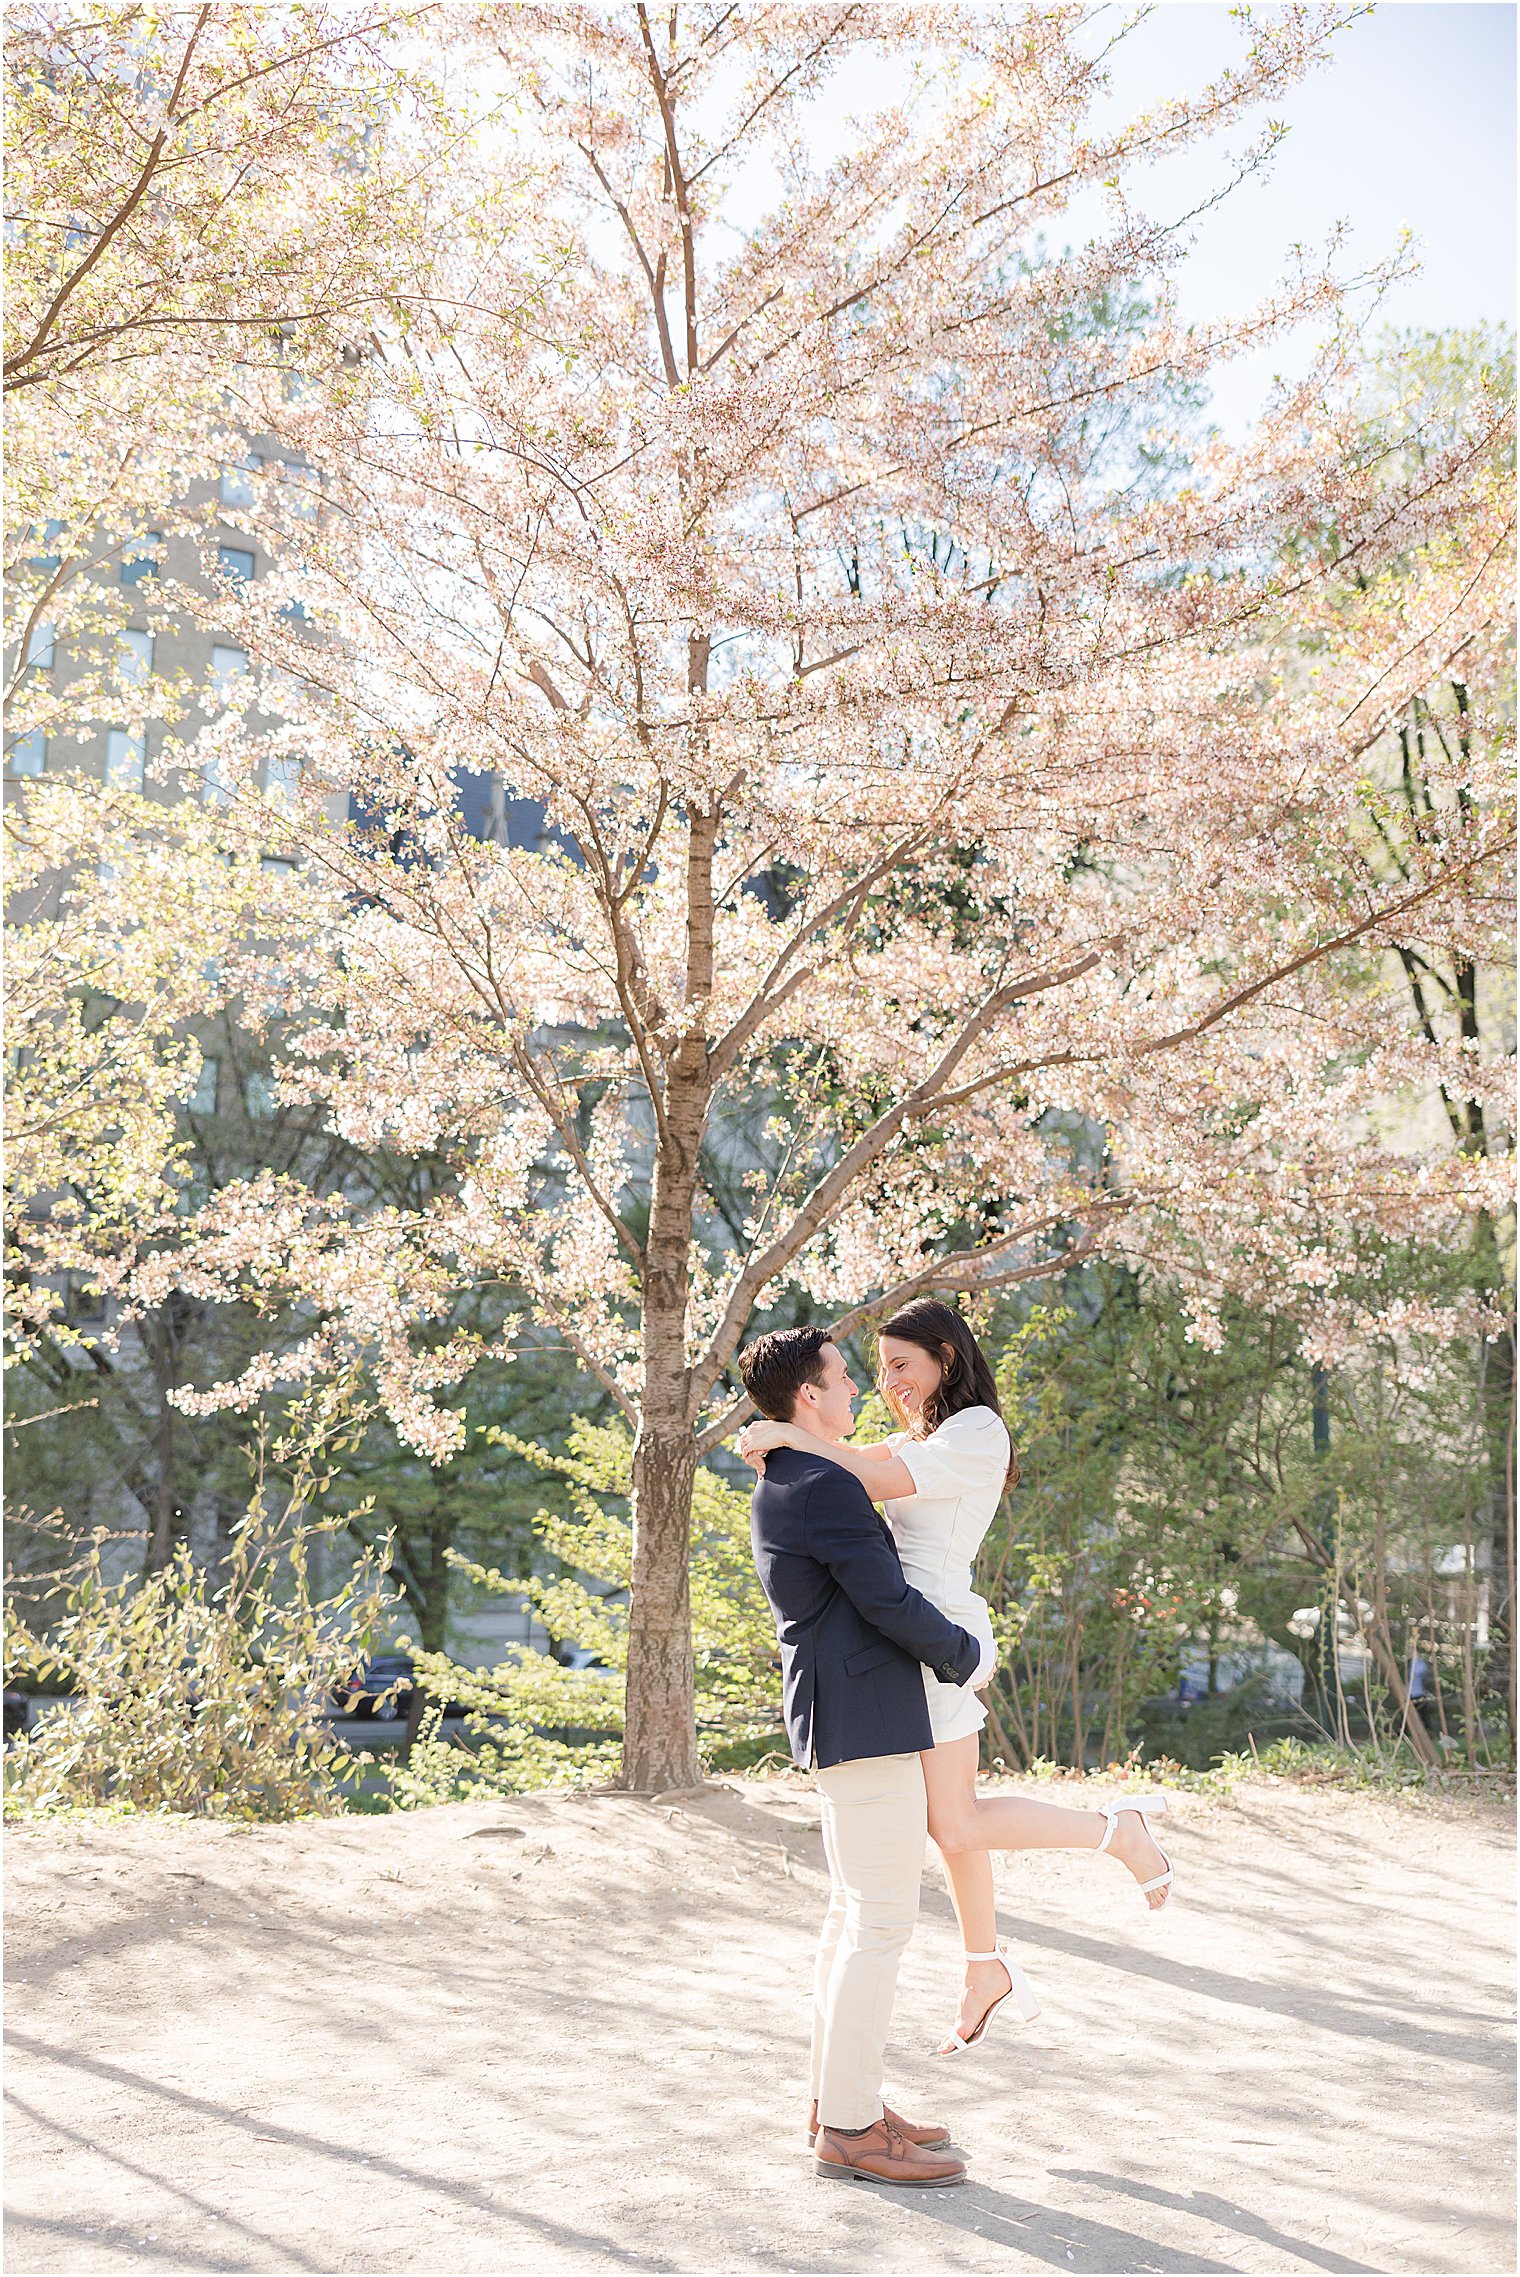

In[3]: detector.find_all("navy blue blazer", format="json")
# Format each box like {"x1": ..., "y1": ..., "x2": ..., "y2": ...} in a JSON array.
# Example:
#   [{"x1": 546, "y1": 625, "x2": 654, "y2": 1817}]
[{"x1": 749, "y1": 1446, "x2": 982, "y2": 1769}]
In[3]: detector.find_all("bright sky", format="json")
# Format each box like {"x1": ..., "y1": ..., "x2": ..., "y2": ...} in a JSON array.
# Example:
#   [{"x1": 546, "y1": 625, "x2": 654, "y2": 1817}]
[
  {"x1": 705, "y1": 2, "x2": 1516, "y2": 437},
  {"x1": 1086, "y1": 1, "x2": 1517, "y2": 434}
]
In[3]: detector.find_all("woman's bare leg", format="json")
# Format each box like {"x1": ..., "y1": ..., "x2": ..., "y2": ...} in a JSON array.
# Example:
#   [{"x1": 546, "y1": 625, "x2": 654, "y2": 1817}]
[
  {"x1": 932, "y1": 1830, "x2": 1009, "y2": 2052},
  {"x1": 922, "y1": 1734, "x2": 1170, "y2": 1907},
  {"x1": 920, "y1": 1738, "x2": 1171, "y2": 2058},
  {"x1": 938, "y1": 1830, "x2": 998, "y2": 1953}
]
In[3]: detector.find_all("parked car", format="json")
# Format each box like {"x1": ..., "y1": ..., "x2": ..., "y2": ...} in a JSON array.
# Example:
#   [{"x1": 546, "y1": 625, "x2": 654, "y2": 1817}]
[
  {"x1": 328, "y1": 1653, "x2": 472, "y2": 1722},
  {"x1": 554, "y1": 1643, "x2": 610, "y2": 1671},
  {"x1": 329, "y1": 1653, "x2": 418, "y2": 1721}
]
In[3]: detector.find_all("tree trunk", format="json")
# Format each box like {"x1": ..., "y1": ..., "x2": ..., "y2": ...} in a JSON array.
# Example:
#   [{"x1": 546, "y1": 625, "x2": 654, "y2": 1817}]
[
  {"x1": 1483, "y1": 1315, "x2": 1516, "y2": 1763},
  {"x1": 416, "y1": 1508, "x2": 453, "y2": 1655},
  {"x1": 620, "y1": 1040, "x2": 709, "y2": 1790},
  {"x1": 617, "y1": 767, "x2": 719, "y2": 1792},
  {"x1": 146, "y1": 1301, "x2": 191, "y2": 1573},
  {"x1": 150, "y1": 1392, "x2": 177, "y2": 1572},
  {"x1": 398, "y1": 1511, "x2": 455, "y2": 1759},
  {"x1": 623, "y1": 1417, "x2": 701, "y2": 1789},
  {"x1": 983, "y1": 1691, "x2": 1025, "y2": 1773},
  {"x1": 402, "y1": 1677, "x2": 431, "y2": 1761},
  {"x1": 1306, "y1": 1364, "x2": 1345, "y2": 1738},
  {"x1": 1362, "y1": 1379, "x2": 1440, "y2": 1767},
  {"x1": 1358, "y1": 1601, "x2": 1440, "y2": 1767}
]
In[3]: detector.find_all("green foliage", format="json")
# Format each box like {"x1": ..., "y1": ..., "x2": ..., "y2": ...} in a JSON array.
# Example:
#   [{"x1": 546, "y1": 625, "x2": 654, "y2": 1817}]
[
  {"x1": 385, "y1": 1664, "x2": 623, "y2": 1808},
  {"x1": 1009, "y1": 1732, "x2": 1503, "y2": 1798},
  {"x1": 387, "y1": 1420, "x2": 780, "y2": 1804},
  {"x1": 308, "y1": 1330, "x2": 603, "y2": 1653},
  {"x1": 979, "y1": 1257, "x2": 1501, "y2": 1773},
  {"x1": 979, "y1": 1291, "x2": 1212, "y2": 1769},
  {"x1": 3, "y1": 1409, "x2": 394, "y2": 1820}
]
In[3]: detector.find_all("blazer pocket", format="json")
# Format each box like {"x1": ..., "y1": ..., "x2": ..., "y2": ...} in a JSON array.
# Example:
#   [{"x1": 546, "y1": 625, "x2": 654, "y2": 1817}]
[{"x1": 844, "y1": 1639, "x2": 899, "y2": 1677}]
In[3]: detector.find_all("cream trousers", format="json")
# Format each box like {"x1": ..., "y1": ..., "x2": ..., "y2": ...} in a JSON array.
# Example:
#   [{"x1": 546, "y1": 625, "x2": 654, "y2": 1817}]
[{"x1": 809, "y1": 1750, "x2": 927, "y2": 2131}]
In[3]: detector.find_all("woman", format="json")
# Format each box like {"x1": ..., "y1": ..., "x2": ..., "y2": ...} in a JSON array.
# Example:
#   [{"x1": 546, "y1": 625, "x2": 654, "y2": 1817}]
[{"x1": 737, "y1": 1298, "x2": 1172, "y2": 2056}]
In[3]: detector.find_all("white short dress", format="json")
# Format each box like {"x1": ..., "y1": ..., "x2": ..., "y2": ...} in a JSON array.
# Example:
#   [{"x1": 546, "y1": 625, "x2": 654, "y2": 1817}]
[{"x1": 885, "y1": 1404, "x2": 1011, "y2": 1746}]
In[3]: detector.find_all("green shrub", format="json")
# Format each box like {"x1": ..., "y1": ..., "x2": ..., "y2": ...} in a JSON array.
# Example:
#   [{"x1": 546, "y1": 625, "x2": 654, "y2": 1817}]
[{"x1": 4, "y1": 1486, "x2": 392, "y2": 1822}]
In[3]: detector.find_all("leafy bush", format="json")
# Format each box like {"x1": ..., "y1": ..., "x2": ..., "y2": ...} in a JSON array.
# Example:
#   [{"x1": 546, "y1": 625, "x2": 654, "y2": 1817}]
[
  {"x1": 4, "y1": 1482, "x2": 393, "y2": 1822},
  {"x1": 1009, "y1": 1733, "x2": 1506, "y2": 1798},
  {"x1": 1130, "y1": 1674, "x2": 1311, "y2": 1771},
  {"x1": 978, "y1": 1262, "x2": 1506, "y2": 1775}
]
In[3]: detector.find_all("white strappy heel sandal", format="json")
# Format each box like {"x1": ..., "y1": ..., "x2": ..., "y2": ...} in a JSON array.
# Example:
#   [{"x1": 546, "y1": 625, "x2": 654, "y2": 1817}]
[
  {"x1": 932, "y1": 1939, "x2": 1041, "y2": 2057},
  {"x1": 1096, "y1": 1793, "x2": 1174, "y2": 1909}
]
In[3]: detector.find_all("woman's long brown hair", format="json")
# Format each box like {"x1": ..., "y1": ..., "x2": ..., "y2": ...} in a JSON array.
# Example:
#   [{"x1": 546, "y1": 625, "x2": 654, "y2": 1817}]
[{"x1": 877, "y1": 1297, "x2": 1021, "y2": 1488}]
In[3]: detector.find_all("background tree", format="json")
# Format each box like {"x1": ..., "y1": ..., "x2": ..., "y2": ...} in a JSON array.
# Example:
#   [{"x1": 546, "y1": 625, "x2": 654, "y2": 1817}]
[
  {"x1": 130, "y1": 7, "x2": 1513, "y2": 1794},
  {"x1": 979, "y1": 1250, "x2": 1504, "y2": 1775},
  {"x1": 5, "y1": 800, "x2": 591, "y2": 1619},
  {"x1": 7, "y1": 9, "x2": 1512, "y2": 1796},
  {"x1": 1349, "y1": 325, "x2": 1516, "y2": 1749},
  {"x1": 4, "y1": 10, "x2": 545, "y2": 1607},
  {"x1": 4, "y1": 0, "x2": 473, "y2": 788},
  {"x1": 4, "y1": 1, "x2": 440, "y2": 396}
]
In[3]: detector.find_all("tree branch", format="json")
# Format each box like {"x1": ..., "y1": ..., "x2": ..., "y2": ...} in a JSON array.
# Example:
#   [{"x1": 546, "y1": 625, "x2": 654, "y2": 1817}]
[
  {"x1": 509, "y1": 1039, "x2": 646, "y2": 1274},
  {"x1": 707, "y1": 821, "x2": 937, "y2": 1078},
  {"x1": 4, "y1": 5, "x2": 211, "y2": 388},
  {"x1": 553, "y1": 1319, "x2": 638, "y2": 1425},
  {"x1": 697, "y1": 950, "x2": 1107, "y2": 1394},
  {"x1": 636, "y1": 6, "x2": 698, "y2": 375},
  {"x1": 692, "y1": 1212, "x2": 1115, "y2": 1453}
]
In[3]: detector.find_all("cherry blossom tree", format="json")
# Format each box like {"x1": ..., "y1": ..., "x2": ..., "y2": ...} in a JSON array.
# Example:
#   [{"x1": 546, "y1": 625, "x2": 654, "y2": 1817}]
[
  {"x1": 3, "y1": 0, "x2": 518, "y2": 1326},
  {"x1": 3, "y1": 0, "x2": 518, "y2": 806},
  {"x1": 37, "y1": 7, "x2": 1517, "y2": 1789},
  {"x1": 4, "y1": 1, "x2": 447, "y2": 399}
]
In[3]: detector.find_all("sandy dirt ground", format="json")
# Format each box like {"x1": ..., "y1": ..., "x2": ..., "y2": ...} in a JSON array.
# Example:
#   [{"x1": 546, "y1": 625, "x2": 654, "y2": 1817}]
[{"x1": 4, "y1": 1774, "x2": 1514, "y2": 2277}]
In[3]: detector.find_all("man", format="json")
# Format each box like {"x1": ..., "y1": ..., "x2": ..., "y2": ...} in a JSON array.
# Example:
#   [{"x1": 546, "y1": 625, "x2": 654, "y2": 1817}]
[{"x1": 738, "y1": 1323, "x2": 988, "y2": 2188}]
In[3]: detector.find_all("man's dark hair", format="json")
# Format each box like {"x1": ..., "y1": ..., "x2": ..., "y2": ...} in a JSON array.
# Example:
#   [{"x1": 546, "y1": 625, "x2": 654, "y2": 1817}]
[{"x1": 738, "y1": 1324, "x2": 835, "y2": 1421}]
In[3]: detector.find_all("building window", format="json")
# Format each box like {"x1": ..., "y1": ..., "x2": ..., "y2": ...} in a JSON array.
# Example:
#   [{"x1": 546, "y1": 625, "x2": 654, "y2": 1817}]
[
  {"x1": 23, "y1": 621, "x2": 55, "y2": 671},
  {"x1": 190, "y1": 1056, "x2": 220, "y2": 1115},
  {"x1": 209, "y1": 643, "x2": 249, "y2": 699},
  {"x1": 118, "y1": 628, "x2": 154, "y2": 687},
  {"x1": 278, "y1": 597, "x2": 312, "y2": 628},
  {"x1": 282, "y1": 462, "x2": 321, "y2": 520},
  {"x1": 68, "y1": 1275, "x2": 107, "y2": 1324},
  {"x1": 263, "y1": 752, "x2": 301, "y2": 806},
  {"x1": 244, "y1": 1071, "x2": 279, "y2": 1119},
  {"x1": 7, "y1": 730, "x2": 45, "y2": 776},
  {"x1": 105, "y1": 728, "x2": 145, "y2": 789},
  {"x1": 217, "y1": 544, "x2": 256, "y2": 585},
  {"x1": 260, "y1": 854, "x2": 297, "y2": 878},
  {"x1": 201, "y1": 760, "x2": 233, "y2": 809},
  {"x1": 220, "y1": 456, "x2": 261, "y2": 508},
  {"x1": 121, "y1": 533, "x2": 162, "y2": 587}
]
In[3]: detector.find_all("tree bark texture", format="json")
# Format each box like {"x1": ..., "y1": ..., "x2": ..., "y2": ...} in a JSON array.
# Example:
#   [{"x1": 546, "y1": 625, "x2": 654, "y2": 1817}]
[
  {"x1": 146, "y1": 1299, "x2": 193, "y2": 1573},
  {"x1": 619, "y1": 934, "x2": 712, "y2": 1789},
  {"x1": 1485, "y1": 1319, "x2": 1517, "y2": 1761},
  {"x1": 623, "y1": 1416, "x2": 702, "y2": 1790}
]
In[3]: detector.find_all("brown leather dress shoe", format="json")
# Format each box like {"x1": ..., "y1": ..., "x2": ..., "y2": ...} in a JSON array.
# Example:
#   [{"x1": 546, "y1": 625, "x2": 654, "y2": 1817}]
[
  {"x1": 807, "y1": 2098, "x2": 950, "y2": 2148},
  {"x1": 814, "y1": 2116, "x2": 967, "y2": 2187}
]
